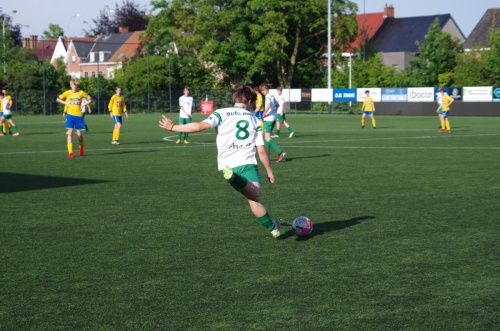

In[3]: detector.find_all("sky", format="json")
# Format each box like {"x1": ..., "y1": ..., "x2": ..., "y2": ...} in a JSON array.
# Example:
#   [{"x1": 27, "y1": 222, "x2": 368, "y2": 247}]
[{"x1": 2, "y1": 0, "x2": 498, "y2": 40}]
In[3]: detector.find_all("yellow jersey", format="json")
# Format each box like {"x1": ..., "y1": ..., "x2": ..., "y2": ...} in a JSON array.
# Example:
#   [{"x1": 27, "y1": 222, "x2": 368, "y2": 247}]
[
  {"x1": 441, "y1": 94, "x2": 453, "y2": 111},
  {"x1": 363, "y1": 96, "x2": 374, "y2": 111},
  {"x1": 59, "y1": 90, "x2": 91, "y2": 117},
  {"x1": 1, "y1": 95, "x2": 12, "y2": 110},
  {"x1": 108, "y1": 95, "x2": 127, "y2": 116},
  {"x1": 255, "y1": 92, "x2": 264, "y2": 111}
]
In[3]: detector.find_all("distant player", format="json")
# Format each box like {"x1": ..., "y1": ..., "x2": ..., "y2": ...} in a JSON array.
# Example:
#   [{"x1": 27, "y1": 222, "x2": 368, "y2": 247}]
[
  {"x1": 177, "y1": 86, "x2": 194, "y2": 145},
  {"x1": 81, "y1": 97, "x2": 92, "y2": 134},
  {"x1": 108, "y1": 86, "x2": 128, "y2": 145},
  {"x1": 438, "y1": 88, "x2": 453, "y2": 133},
  {"x1": 56, "y1": 80, "x2": 92, "y2": 158},
  {"x1": 260, "y1": 83, "x2": 286, "y2": 162},
  {"x1": 0, "y1": 91, "x2": 20, "y2": 136},
  {"x1": 361, "y1": 90, "x2": 376, "y2": 129},
  {"x1": 1, "y1": 89, "x2": 13, "y2": 134},
  {"x1": 272, "y1": 86, "x2": 295, "y2": 138}
]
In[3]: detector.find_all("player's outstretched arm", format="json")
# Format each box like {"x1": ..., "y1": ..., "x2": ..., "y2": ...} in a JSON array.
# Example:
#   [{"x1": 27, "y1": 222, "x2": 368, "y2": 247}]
[{"x1": 159, "y1": 115, "x2": 210, "y2": 133}]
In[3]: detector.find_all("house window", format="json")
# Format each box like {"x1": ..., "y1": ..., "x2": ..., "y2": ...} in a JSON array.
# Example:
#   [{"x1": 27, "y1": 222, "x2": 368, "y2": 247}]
[
  {"x1": 71, "y1": 55, "x2": 76, "y2": 63},
  {"x1": 90, "y1": 52, "x2": 95, "y2": 62},
  {"x1": 84, "y1": 72, "x2": 88, "y2": 77},
  {"x1": 99, "y1": 52, "x2": 104, "y2": 62},
  {"x1": 92, "y1": 72, "x2": 96, "y2": 78}
]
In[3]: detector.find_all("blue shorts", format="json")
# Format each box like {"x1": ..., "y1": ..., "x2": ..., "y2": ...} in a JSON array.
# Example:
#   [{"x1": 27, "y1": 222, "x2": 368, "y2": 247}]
[
  {"x1": 442, "y1": 111, "x2": 449, "y2": 117},
  {"x1": 66, "y1": 114, "x2": 85, "y2": 130},
  {"x1": 363, "y1": 111, "x2": 373, "y2": 115},
  {"x1": 112, "y1": 116, "x2": 123, "y2": 124},
  {"x1": 254, "y1": 111, "x2": 263, "y2": 120}
]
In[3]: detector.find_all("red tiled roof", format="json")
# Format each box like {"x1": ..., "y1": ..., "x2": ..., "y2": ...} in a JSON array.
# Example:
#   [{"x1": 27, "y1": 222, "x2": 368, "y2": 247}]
[
  {"x1": 34, "y1": 39, "x2": 57, "y2": 59},
  {"x1": 348, "y1": 12, "x2": 385, "y2": 51},
  {"x1": 109, "y1": 31, "x2": 144, "y2": 62}
]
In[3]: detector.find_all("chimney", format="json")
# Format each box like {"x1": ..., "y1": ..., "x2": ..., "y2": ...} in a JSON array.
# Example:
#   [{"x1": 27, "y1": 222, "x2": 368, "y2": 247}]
[
  {"x1": 23, "y1": 38, "x2": 29, "y2": 48},
  {"x1": 118, "y1": 26, "x2": 129, "y2": 33},
  {"x1": 31, "y1": 35, "x2": 38, "y2": 49},
  {"x1": 384, "y1": 4, "x2": 395, "y2": 18}
]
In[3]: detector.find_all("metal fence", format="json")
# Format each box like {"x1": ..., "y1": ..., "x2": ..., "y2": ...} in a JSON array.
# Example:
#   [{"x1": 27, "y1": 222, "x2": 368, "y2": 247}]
[{"x1": 8, "y1": 89, "x2": 362, "y2": 116}]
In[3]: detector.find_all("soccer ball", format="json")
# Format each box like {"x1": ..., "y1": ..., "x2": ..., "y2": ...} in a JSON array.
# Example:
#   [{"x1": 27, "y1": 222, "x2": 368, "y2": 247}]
[{"x1": 292, "y1": 216, "x2": 313, "y2": 237}]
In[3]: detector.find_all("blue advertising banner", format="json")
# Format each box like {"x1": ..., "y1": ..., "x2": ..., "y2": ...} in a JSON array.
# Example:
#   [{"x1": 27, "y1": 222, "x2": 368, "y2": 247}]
[
  {"x1": 492, "y1": 87, "x2": 500, "y2": 102},
  {"x1": 434, "y1": 87, "x2": 450, "y2": 101},
  {"x1": 381, "y1": 88, "x2": 407, "y2": 102},
  {"x1": 333, "y1": 88, "x2": 356, "y2": 102}
]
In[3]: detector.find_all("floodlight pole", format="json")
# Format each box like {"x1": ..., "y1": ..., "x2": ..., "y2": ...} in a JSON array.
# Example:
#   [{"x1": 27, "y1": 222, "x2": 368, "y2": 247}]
[{"x1": 327, "y1": 0, "x2": 332, "y2": 114}]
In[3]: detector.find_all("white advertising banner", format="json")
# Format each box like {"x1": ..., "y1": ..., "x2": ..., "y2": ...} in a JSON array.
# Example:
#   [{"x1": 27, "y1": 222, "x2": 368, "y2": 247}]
[
  {"x1": 356, "y1": 88, "x2": 382, "y2": 102},
  {"x1": 311, "y1": 88, "x2": 333, "y2": 102},
  {"x1": 462, "y1": 86, "x2": 493, "y2": 102},
  {"x1": 407, "y1": 87, "x2": 434, "y2": 102}
]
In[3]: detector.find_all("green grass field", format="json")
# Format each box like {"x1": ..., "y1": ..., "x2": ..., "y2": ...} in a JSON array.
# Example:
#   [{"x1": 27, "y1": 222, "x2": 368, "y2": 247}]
[{"x1": 1, "y1": 114, "x2": 499, "y2": 330}]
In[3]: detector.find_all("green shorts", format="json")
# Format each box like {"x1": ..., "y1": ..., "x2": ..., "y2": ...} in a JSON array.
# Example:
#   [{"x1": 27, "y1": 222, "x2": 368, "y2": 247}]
[
  {"x1": 2, "y1": 114, "x2": 12, "y2": 120},
  {"x1": 263, "y1": 120, "x2": 276, "y2": 133},
  {"x1": 179, "y1": 117, "x2": 192, "y2": 125},
  {"x1": 228, "y1": 164, "x2": 261, "y2": 191},
  {"x1": 276, "y1": 114, "x2": 286, "y2": 122}
]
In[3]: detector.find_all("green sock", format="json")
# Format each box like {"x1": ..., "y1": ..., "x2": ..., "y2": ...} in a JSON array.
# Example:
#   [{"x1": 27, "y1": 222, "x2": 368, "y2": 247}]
[
  {"x1": 256, "y1": 213, "x2": 274, "y2": 230},
  {"x1": 12, "y1": 126, "x2": 18, "y2": 133},
  {"x1": 276, "y1": 129, "x2": 280, "y2": 135},
  {"x1": 177, "y1": 132, "x2": 182, "y2": 140},
  {"x1": 269, "y1": 140, "x2": 282, "y2": 154},
  {"x1": 287, "y1": 127, "x2": 293, "y2": 133},
  {"x1": 85, "y1": 125, "x2": 88, "y2": 131},
  {"x1": 264, "y1": 141, "x2": 271, "y2": 154}
]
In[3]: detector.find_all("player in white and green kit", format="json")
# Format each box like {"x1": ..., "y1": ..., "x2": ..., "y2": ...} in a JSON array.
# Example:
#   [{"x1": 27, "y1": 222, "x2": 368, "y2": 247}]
[
  {"x1": 259, "y1": 83, "x2": 285, "y2": 162},
  {"x1": 159, "y1": 84, "x2": 281, "y2": 238}
]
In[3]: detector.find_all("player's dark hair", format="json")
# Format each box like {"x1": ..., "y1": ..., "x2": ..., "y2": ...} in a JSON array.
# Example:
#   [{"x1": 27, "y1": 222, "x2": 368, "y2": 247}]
[
  {"x1": 232, "y1": 85, "x2": 256, "y2": 104},
  {"x1": 0, "y1": 92, "x2": 4, "y2": 97}
]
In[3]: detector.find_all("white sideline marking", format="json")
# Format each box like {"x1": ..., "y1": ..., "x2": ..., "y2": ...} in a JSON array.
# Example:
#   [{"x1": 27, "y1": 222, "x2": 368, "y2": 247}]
[{"x1": 1, "y1": 133, "x2": 499, "y2": 155}]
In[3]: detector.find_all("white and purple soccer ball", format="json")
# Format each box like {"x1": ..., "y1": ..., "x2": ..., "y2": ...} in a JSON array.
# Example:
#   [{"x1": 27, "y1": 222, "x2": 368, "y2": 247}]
[{"x1": 292, "y1": 216, "x2": 313, "y2": 237}]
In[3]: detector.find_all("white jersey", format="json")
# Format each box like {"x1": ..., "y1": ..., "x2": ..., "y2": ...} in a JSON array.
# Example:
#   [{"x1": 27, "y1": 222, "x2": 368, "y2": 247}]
[
  {"x1": 81, "y1": 98, "x2": 89, "y2": 113},
  {"x1": 2, "y1": 98, "x2": 11, "y2": 115},
  {"x1": 277, "y1": 94, "x2": 286, "y2": 115},
  {"x1": 264, "y1": 93, "x2": 278, "y2": 122},
  {"x1": 203, "y1": 107, "x2": 265, "y2": 170},
  {"x1": 179, "y1": 95, "x2": 194, "y2": 118}
]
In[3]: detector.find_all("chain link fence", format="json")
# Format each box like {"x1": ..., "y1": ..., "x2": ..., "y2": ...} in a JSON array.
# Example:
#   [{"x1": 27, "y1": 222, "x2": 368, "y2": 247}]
[{"x1": 8, "y1": 89, "x2": 362, "y2": 116}]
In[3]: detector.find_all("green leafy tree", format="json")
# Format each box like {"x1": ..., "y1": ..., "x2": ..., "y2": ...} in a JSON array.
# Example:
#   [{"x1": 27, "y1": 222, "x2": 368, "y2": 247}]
[
  {"x1": 84, "y1": 0, "x2": 149, "y2": 37},
  {"x1": 485, "y1": 29, "x2": 500, "y2": 85},
  {"x1": 145, "y1": 0, "x2": 358, "y2": 88},
  {"x1": 411, "y1": 17, "x2": 462, "y2": 86},
  {"x1": 42, "y1": 24, "x2": 65, "y2": 39}
]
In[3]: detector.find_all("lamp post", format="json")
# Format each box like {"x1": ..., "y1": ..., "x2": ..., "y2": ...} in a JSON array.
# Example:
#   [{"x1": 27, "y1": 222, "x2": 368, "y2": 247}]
[
  {"x1": 327, "y1": 0, "x2": 332, "y2": 113},
  {"x1": 66, "y1": 13, "x2": 80, "y2": 36},
  {"x1": 342, "y1": 52, "x2": 354, "y2": 110},
  {"x1": 166, "y1": 41, "x2": 178, "y2": 113},
  {"x1": 3, "y1": 9, "x2": 17, "y2": 74}
]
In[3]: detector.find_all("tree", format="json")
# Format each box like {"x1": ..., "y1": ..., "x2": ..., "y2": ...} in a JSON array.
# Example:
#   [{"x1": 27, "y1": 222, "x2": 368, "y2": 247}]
[
  {"x1": 43, "y1": 24, "x2": 65, "y2": 39},
  {"x1": 485, "y1": 29, "x2": 500, "y2": 85},
  {"x1": 145, "y1": 0, "x2": 359, "y2": 88},
  {"x1": 411, "y1": 17, "x2": 462, "y2": 86},
  {"x1": 84, "y1": 0, "x2": 149, "y2": 37}
]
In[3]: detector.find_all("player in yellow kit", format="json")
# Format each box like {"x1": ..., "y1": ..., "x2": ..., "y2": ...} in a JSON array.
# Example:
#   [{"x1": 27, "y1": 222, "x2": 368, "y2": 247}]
[
  {"x1": 1, "y1": 89, "x2": 13, "y2": 134},
  {"x1": 361, "y1": 90, "x2": 376, "y2": 129},
  {"x1": 438, "y1": 88, "x2": 453, "y2": 133},
  {"x1": 56, "y1": 80, "x2": 92, "y2": 158},
  {"x1": 108, "y1": 86, "x2": 128, "y2": 145}
]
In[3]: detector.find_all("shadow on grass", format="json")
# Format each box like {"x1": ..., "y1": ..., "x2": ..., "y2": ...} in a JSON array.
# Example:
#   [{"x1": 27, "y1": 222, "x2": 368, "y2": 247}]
[
  {"x1": 282, "y1": 154, "x2": 331, "y2": 162},
  {"x1": 280, "y1": 215, "x2": 376, "y2": 240},
  {"x1": 0, "y1": 172, "x2": 110, "y2": 193}
]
